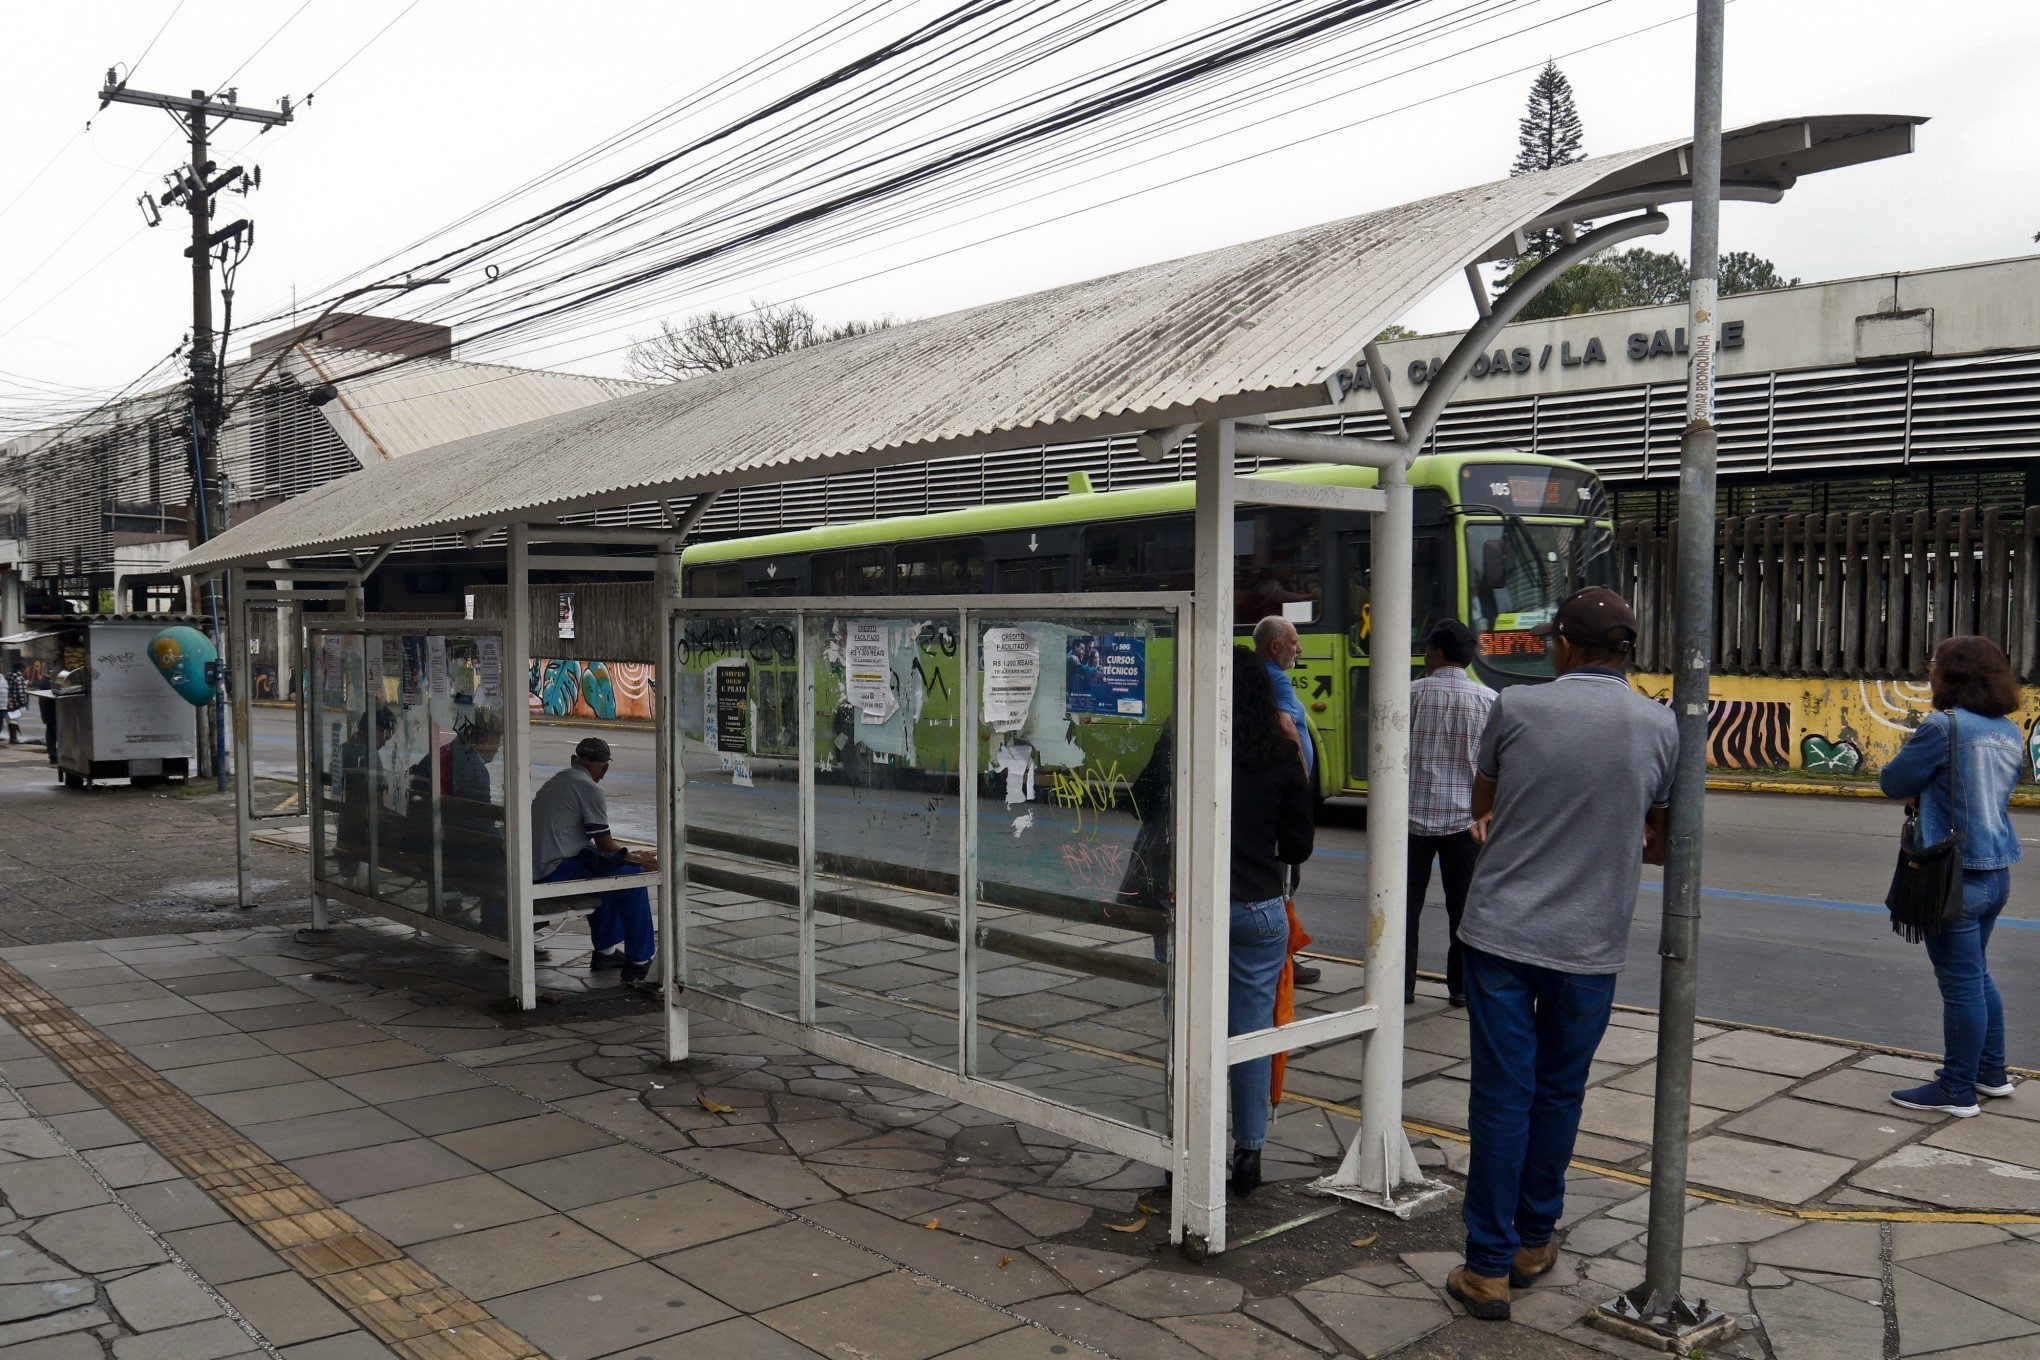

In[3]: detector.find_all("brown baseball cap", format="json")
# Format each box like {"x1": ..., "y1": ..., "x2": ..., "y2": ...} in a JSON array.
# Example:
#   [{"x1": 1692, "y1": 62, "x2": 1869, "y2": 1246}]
[{"x1": 1531, "y1": 586, "x2": 1639, "y2": 648}]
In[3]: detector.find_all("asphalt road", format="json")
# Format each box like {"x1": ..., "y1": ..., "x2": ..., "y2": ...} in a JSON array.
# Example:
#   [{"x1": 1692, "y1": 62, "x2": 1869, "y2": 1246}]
[{"x1": 245, "y1": 707, "x2": 2039, "y2": 1059}]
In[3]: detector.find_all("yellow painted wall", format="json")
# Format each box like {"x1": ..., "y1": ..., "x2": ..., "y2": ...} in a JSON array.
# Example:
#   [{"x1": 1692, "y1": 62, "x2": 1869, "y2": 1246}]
[{"x1": 1630, "y1": 674, "x2": 2040, "y2": 782}]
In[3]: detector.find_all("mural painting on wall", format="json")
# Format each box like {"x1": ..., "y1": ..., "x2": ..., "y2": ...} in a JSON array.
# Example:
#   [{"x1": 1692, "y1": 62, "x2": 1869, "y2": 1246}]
[
  {"x1": 527, "y1": 659, "x2": 654, "y2": 721},
  {"x1": 1633, "y1": 674, "x2": 2040, "y2": 782}
]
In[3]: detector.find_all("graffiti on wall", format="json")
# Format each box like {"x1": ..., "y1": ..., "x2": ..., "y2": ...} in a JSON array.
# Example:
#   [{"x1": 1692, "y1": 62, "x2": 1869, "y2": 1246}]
[
  {"x1": 527, "y1": 658, "x2": 655, "y2": 721},
  {"x1": 1633, "y1": 673, "x2": 2040, "y2": 782}
]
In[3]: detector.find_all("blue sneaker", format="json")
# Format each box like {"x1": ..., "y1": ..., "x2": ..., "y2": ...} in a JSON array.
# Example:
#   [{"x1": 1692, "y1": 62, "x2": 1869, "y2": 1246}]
[
  {"x1": 1891, "y1": 1081, "x2": 1980, "y2": 1118},
  {"x1": 1976, "y1": 1074, "x2": 2017, "y2": 1099}
]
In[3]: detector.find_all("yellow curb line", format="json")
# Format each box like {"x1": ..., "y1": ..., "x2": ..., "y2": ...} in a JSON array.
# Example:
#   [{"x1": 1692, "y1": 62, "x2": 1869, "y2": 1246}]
[
  {"x1": 1299, "y1": 951, "x2": 2040, "y2": 1080},
  {"x1": 1708, "y1": 776, "x2": 2040, "y2": 807},
  {"x1": 1280, "y1": 1092, "x2": 2040, "y2": 1226}
]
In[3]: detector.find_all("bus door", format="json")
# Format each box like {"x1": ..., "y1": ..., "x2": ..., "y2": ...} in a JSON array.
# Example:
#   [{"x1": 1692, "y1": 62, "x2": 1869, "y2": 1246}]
[
  {"x1": 993, "y1": 556, "x2": 1070, "y2": 593},
  {"x1": 1341, "y1": 525, "x2": 1450, "y2": 790}
]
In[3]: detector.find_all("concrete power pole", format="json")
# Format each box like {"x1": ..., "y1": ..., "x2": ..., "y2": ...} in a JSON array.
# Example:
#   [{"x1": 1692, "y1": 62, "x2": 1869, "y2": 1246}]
[{"x1": 96, "y1": 75, "x2": 289, "y2": 789}]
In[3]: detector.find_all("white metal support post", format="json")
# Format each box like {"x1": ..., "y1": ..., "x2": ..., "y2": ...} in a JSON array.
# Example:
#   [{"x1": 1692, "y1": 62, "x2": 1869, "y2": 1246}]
[
  {"x1": 1177, "y1": 419, "x2": 1236, "y2": 1259},
  {"x1": 229, "y1": 567, "x2": 256, "y2": 908},
  {"x1": 655, "y1": 536, "x2": 688, "y2": 1062},
  {"x1": 504, "y1": 524, "x2": 537, "y2": 1010},
  {"x1": 1315, "y1": 455, "x2": 1446, "y2": 1216}
]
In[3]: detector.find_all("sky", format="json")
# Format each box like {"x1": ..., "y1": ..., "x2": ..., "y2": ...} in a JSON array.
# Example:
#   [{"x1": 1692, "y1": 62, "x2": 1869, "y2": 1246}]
[{"x1": 2, "y1": 0, "x2": 2036, "y2": 426}]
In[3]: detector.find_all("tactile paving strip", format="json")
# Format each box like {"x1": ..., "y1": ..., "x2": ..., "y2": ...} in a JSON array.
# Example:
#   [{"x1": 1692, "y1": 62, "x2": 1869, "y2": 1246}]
[{"x1": 0, "y1": 959, "x2": 546, "y2": 1360}]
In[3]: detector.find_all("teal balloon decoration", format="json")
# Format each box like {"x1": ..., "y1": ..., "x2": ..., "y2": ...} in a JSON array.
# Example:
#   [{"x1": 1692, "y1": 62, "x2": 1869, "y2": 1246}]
[{"x1": 150, "y1": 627, "x2": 220, "y2": 706}]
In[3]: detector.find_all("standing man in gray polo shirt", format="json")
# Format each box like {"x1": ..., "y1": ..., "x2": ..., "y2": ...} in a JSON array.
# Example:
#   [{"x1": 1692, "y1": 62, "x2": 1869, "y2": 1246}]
[{"x1": 1446, "y1": 587, "x2": 1677, "y2": 1321}]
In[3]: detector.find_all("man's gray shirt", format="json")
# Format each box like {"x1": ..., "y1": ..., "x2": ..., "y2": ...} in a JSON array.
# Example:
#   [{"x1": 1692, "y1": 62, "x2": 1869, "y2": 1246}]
[
  {"x1": 1458, "y1": 670, "x2": 1678, "y2": 975},
  {"x1": 531, "y1": 764, "x2": 611, "y2": 878}
]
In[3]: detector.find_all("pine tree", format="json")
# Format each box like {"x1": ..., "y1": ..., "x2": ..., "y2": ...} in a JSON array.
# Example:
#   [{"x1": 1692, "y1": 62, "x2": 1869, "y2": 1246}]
[
  {"x1": 1511, "y1": 61, "x2": 1586, "y2": 178},
  {"x1": 1498, "y1": 61, "x2": 1588, "y2": 285}
]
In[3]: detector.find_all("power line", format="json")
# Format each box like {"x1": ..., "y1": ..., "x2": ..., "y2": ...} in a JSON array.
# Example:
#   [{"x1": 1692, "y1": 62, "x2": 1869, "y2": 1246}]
[
  {"x1": 210, "y1": 0, "x2": 318, "y2": 99},
  {"x1": 282, "y1": 0, "x2": 1418, "y2": 376},
  {"x1": 329, "y1": 0, "x2": 1702, "y2": 407},
  {"x1": 0, "y1": 0, "x2": 186, "y2": 229},
  {"x1": 123, "y1": 0, "x2": 190, "y2": 87}
]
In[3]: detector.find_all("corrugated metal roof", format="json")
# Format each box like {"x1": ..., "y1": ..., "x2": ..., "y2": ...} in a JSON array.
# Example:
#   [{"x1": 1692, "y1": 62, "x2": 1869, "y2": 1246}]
[
  {"x1": 284, "y1": 346, "x2": 649, "y2": 463},
  {"x1": 179, "y1": 115, "x2": 1920, "y2": 573}
]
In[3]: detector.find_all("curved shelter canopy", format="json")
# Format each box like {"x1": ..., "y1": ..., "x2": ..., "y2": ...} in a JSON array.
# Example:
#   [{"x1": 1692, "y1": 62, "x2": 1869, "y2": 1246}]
[{"x1": 179, "y1": 113, "x2": 1919, "y2": 573}]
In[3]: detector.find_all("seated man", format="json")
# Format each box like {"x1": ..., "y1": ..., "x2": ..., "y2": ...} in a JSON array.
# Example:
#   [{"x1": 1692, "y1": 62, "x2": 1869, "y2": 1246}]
[{"x1": 531, "y1": 736, "x2": 658, "y2": 982}]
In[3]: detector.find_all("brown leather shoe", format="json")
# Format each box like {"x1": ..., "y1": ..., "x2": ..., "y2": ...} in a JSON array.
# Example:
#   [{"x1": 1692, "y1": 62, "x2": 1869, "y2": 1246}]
[
  {"x1": 1446, "y1": 1264, "x2": 1511, "y2": 1321},
  {"x1": 1511, "y1": 1240, "x2": 1559, "y2": 1287}
]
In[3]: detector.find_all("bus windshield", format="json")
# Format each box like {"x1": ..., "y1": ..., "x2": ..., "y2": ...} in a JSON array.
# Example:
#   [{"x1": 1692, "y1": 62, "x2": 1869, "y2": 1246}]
[{"x1": 1464, "y1": 519, "x2": 1611, "y2": 679}]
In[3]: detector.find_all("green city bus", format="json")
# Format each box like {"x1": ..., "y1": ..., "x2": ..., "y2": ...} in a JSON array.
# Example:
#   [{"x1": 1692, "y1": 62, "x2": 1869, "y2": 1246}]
[{"x1": 679, "y1": 450, "x2": 1613, "y2": 797}]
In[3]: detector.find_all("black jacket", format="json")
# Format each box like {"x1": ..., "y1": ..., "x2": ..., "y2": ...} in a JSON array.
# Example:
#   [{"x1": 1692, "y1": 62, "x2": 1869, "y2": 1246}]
[{"x1": 1230, "y1": 753, "x2": 1315, "y2": 903}]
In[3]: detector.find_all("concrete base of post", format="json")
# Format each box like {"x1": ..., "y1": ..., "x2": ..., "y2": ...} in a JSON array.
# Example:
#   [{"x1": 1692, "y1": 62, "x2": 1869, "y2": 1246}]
[
  {"x1": 1311, "y1": 1176, "x2": 1452, "y2": 1220},
  {"x1": 1311, "y1": 1126, "x2": 1451, "y2": 1219},
  {"x1": 1592, "y1": 1289, "x2": 1735, "y2": 1355}
]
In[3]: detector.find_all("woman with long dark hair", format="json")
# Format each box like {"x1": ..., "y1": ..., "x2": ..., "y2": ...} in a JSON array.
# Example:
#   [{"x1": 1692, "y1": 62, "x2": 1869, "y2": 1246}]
[
  {"x1": 1879, "y1": 635, "x2": 2025, "y2": 1117},
  {"x1": 1226, "y1": 646, "x2": 1317, "y2": 1194}
]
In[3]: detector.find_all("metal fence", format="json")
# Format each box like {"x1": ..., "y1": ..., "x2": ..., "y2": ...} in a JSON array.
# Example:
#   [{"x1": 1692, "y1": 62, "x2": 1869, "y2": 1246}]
[{"x1": 1616, "y1": 508, "x2": 2040, "y2": 681}]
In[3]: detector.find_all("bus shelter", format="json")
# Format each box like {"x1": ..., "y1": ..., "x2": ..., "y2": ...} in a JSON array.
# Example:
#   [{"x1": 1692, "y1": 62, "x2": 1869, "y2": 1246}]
[{"x1": 182, "y1": 117, "x2": 1917, "y2": 1255}]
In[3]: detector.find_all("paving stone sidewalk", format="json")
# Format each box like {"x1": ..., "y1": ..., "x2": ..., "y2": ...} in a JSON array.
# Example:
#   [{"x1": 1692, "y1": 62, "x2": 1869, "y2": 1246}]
[
  {"x1": 1, "y1": 921, "x2": 2037, "y2": 1360},
  {"x1": 3, "y1": 751, "x2": 2039, "y2": 1358}
]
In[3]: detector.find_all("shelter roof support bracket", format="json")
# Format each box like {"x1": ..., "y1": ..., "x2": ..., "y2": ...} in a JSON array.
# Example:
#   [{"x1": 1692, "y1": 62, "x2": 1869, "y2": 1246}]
[{"x1": 1402, "y1": 210, "x2": 1671, "y2": 452}]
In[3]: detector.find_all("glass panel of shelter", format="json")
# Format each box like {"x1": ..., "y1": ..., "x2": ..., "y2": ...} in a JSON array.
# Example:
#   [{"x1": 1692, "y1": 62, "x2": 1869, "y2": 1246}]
[
  {"x1": 671, "y1": 600, "x2": 1180, "y2": 1140},
  {"x1": 374, "y1": 636, "x2": 436, "y2": 918},
  {"x1": 804, "y1": 613, "x2": 965, "y2": 1068},
  {"x1": 434, "y1": 636, "x2": 508, "y2": 939},
  {"x1": 247, "y1": 603, "x2": 304, "y2": 817},
  {"x1": 968, "y1": 612, "x2": 1174, "y2": 1135},
  {"x1": 306, "y1": 627, "x2": 510, "y2": 943},
  {"x1": 674, "y1": 613, "x2": 803, "y2": 1016},
  {"x1": 310, "y1": 632, "x2": 369, "y2": 895}
]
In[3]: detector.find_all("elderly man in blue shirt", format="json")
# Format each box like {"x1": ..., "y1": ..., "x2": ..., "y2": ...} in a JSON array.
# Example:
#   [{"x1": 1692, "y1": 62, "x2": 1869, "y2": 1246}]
[{"x1": 1253, "y1": 615, "x2": 1320, "y2": 987}]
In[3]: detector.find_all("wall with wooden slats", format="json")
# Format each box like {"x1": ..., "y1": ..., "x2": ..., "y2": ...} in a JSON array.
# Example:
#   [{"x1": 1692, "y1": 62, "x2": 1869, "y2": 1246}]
[{"x1": 1616, "y1": 508, "x2": 2040, "y2": 681}]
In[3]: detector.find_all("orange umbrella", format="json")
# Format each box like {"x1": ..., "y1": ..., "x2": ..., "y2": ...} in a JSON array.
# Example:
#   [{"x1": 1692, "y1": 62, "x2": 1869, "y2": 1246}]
[{"x1": 1268, "y1": 899, "x2": 1312, "y2": 1106}]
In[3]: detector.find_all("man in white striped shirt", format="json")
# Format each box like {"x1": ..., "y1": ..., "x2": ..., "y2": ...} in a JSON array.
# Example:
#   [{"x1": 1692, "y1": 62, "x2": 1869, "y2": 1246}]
[{"x1": 1406, "y1": 620, "x2": 1493, "y2": 1008}]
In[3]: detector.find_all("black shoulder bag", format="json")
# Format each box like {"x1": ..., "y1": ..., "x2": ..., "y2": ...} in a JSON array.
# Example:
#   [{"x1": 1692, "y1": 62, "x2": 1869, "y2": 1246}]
[{"x1": 1884, "y1": 710, "x2": 1966, "y2": 944}]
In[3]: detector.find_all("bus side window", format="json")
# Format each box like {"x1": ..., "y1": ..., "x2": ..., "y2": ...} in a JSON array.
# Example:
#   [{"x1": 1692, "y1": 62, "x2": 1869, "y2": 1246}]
[
  {"x1": 896, "y1": 538, "x2": 984, "y2": 594},
  {"x1": 1083, "y1": 518, "x2": 1192, "y2": 592},
  {"x1": 1235, "y1": 509, "x2": 1322, "y2": 627},
  {"x1": 685, "y1": 564, "x2": 742, "y2": 598},
  {"x1": 812, "y1": 548, "x2": 889, "y2": 595}
]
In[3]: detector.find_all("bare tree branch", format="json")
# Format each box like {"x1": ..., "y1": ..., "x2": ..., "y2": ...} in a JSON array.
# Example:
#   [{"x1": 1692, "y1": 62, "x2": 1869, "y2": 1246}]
[{"x1": 625, "y1": 299, "x2": 897, "y2": 382}]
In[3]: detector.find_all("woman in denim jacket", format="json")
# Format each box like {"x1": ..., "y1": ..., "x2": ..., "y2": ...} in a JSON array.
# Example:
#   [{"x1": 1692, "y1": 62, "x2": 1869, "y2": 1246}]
[{"x1": 1878, "y1": 636, "x2": 2026, "y2": 1117}]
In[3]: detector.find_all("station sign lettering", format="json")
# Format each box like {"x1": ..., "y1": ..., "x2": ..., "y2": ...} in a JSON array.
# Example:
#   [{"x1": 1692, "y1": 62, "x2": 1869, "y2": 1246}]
[{"x1": 1341, "y1": 319, "x2": 1746, "y2": 391}]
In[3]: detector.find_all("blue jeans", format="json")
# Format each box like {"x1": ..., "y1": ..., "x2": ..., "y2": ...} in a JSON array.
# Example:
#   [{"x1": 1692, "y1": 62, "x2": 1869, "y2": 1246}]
[
  {"x1": 539, "y1": 858, "x2": 655, "y2": 965},
  {"x1": 1462, "y1": 946, "x2": 1617, "y2": 1278},
  {"x1": 1923, "y1": 868, "x2": 2010, "y2": 1102},
  {"x1": 1228, "y1": 895, "x2": 1289, "y2": 1151}
]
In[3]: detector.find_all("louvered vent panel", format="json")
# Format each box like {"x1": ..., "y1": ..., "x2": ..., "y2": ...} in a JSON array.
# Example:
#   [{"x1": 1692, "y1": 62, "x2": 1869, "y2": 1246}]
[
  {"x1": 1909, "y1": 354, "x2": 2040, "y2": 463},
  {"x1": 1769, "y1": 365, "x2": 1909, "y2": 471}
]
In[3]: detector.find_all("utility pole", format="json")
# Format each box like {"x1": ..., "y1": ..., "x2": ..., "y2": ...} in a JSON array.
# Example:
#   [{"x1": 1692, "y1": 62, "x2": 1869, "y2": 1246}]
[
  {"x1": 98, "y1": 75, "x2": 290, "y2": 789},
  {"x1": 1596, "y1": 2, "x2": 1734, "y2": 1351}
]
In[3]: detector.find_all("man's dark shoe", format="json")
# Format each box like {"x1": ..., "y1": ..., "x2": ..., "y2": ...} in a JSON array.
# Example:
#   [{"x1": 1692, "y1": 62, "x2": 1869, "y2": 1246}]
[
  {"x1": 1446, "y1": 1265, "x2": 1511, "y2": 1320},
  {"x1": 620, "y1": 961, "x2": 651, "y2": 984},
  {"x1": 1291, "y1": 959, "x2": 1321, "y2": 987},
  {"x1": 590, "y1": 950, "x2": 625, "y2": 972},
  {"x1": 1230, "y1": 1147, "x2": 1262, "y2": 1197},
  {"x1": 1511, "y1": 1240, "x2": 1559, "y2": 1287},
  {"x1": 1448, "y1": 992, "x2": 1467, "y2": 1009}
]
